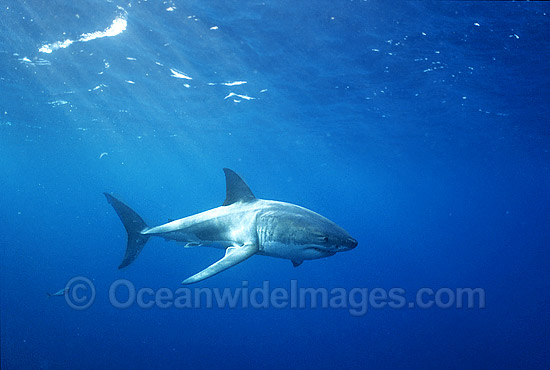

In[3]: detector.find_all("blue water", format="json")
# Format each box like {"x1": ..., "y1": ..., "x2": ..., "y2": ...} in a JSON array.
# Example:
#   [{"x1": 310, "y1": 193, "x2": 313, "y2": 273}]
[{"x1": 2, "y1": 1, "x2": 549, "y2": 369}]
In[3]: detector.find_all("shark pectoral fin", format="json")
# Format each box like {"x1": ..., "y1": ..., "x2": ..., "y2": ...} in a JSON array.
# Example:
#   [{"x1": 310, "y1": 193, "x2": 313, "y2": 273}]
[
  {"x1": 292, "y1": 260, "x2": 303, "y2": 267},
  {"x1": 181, "y1": 244, "x2": 258, "y2": 285}
]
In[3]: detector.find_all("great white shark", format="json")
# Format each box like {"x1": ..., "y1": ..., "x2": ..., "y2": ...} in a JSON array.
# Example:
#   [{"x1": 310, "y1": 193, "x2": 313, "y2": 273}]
[{"x1": 105, "y1": 168, "x2": 357, "y2": 284}]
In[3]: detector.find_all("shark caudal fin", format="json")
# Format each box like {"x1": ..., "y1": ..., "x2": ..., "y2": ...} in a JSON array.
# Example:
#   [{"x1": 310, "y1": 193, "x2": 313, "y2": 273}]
[{"x1": 104, "y1": 193, "x2": 150, "y2": 269}]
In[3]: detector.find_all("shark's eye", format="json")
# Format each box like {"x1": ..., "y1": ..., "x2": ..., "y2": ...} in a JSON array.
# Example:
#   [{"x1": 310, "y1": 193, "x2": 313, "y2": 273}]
[{"x1": 323, "y1": 236, "x2": 329, "y2": 242}]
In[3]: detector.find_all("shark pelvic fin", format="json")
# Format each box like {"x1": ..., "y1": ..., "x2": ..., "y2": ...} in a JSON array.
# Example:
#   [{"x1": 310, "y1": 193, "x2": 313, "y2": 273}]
[
  {"x1": 222, "y1": 168, "x2": 256, "y2": 206},
  {"x1": 181, "y1": 243, "x2": 258, "y2": 284}
]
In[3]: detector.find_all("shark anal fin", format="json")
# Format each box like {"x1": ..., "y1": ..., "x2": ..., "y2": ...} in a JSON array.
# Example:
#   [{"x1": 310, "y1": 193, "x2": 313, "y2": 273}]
[
  {"x1": 184, "y1": 242, "x2": 202, "y2": 248},
  {"x1": 181, "y1": 243, "x2": 258, "y2": 284},
  {"x1": 292, "y1": 260, "x2": 303, "y2": 267}
]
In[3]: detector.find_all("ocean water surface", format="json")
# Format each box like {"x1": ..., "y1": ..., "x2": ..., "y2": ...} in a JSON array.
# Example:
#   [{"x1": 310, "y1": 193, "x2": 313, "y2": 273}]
[{"x1": 1, "y1": 1, "x2": 549, "y2": 369}]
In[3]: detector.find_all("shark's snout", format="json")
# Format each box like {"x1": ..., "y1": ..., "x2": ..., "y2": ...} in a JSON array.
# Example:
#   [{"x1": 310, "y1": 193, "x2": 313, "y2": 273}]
[
  {"x1": 331, "y1": 237, "x2": 358, "y2": 252},
  {"x1": 341, "y1": 237, "x2": 358, "y2": 250}
]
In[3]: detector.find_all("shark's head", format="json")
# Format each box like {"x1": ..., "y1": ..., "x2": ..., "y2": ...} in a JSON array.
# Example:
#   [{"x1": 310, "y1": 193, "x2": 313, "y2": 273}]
[
  {"x1": 293, "y1": 214, "x2": 358, "y2": 257},
  {"x1": 258, "y1": 203, "x2": 358, "y2": 260}
]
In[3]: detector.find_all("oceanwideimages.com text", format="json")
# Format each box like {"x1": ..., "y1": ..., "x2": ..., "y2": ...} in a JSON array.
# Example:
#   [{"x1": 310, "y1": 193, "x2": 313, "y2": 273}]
[{"x1": 64, "y1": 277, "x2": 485, "y2": 316}]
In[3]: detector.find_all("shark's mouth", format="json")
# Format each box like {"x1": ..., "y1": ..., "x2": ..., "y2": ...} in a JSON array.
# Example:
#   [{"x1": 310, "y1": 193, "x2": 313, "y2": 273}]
[{"x1": 308, "y1": 247, "x2": 337, "y2": 256}]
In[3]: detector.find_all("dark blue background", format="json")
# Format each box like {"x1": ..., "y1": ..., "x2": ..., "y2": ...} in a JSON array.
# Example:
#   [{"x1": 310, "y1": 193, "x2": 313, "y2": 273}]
[{"x1": 1, "y1": 1, "x2": 549, "y2": 369}]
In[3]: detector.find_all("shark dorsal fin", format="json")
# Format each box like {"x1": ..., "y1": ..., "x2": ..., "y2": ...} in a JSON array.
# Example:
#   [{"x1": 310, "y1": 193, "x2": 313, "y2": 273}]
[{"x1": 222, "y1": 168, "x2": 256, "y2": 206}]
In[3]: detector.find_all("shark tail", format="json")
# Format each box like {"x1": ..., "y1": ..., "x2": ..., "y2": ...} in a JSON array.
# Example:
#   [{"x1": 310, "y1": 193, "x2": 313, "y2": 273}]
[{"x1": 104, "y1": 193, "x2": 150, "y2": 269}]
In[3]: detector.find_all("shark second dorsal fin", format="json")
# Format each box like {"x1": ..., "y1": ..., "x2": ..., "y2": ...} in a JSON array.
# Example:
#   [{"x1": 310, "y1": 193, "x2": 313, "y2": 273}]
[{"x1": 222, "y1": 168, "x2": 256, "y2": 206}]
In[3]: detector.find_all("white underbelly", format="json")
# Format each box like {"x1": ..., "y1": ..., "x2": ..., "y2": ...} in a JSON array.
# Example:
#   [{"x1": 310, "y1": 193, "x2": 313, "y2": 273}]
[{"x1": 260, "y1": 241, "x2": 324, "y2": 260}]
